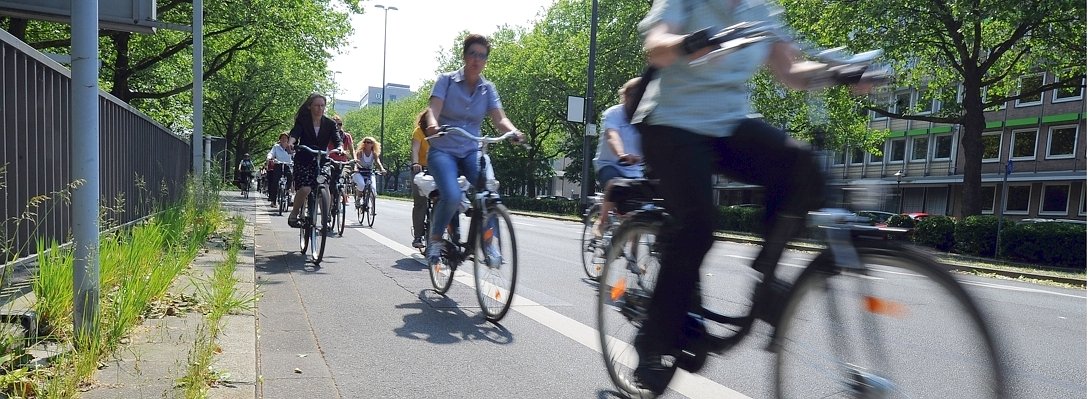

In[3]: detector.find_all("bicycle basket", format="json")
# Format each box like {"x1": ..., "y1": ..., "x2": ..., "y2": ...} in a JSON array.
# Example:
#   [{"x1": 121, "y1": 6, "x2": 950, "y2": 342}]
[{"x1": 414, "y1": 173, "x2": 435, "y2": 196}]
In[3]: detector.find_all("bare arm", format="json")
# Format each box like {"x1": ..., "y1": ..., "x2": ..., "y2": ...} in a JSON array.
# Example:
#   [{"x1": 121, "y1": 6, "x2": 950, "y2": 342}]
[
  {"x1": 487, "y1": 107, "x2": 519, "y2": 133},
  {"x1": 426, "y1": 96, "x2": 444, "y2": 136},
  {"x1": 605, "y1": 129, "x2": 641, "y2": 164}
]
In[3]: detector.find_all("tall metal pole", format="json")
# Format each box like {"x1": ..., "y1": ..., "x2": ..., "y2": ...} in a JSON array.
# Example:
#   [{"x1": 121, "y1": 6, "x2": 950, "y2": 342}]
[
  {"x1": 71, "y1": 0, "x2": 101, "y2": 341},
  {"x1": 192, "y1": 0, "x2": 204, "y2": 176},
  {"x1": 375, "y1": 5, "x2": 397, "y2": 192},
  {"x1": 581, "y1": 0, "x2": 599, "y2": 208}
]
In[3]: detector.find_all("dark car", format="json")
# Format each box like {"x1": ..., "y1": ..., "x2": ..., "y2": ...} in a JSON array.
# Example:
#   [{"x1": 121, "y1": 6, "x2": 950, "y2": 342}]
[{"x1": 855, "y1": 210, "x2": 898, "y2": 226}]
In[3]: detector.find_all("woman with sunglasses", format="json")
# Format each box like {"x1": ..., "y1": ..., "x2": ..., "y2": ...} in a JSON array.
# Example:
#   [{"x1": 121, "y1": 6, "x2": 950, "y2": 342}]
[
  {"x1": 352, "y1": 136, "x2": 386, "y2": 201},
  {"x1": 422, "y1": 33, "x2": 525, "y2": 269}
]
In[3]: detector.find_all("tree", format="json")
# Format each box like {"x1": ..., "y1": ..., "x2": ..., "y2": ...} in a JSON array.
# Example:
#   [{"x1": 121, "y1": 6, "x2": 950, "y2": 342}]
[{"x1": 778, "y1": 0, "x2": 1086, "y2": 216}]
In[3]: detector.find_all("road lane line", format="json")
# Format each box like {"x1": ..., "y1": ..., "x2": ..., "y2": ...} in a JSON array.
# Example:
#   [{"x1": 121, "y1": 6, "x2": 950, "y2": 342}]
[{"x1": 353, "y1": 227, "x2": 752, "y2": 399}]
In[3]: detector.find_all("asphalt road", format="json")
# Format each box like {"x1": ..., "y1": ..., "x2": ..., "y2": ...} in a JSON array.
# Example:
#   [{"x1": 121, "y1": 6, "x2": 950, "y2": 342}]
[{"x1": 250, "y1": 196, "x2": 1086, "y2": 398}]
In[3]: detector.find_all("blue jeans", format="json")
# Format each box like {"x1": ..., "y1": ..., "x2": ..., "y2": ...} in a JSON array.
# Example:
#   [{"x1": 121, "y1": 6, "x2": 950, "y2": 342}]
[{"x1": 427, "y1": 148, "x2": 479, "y2": 238}]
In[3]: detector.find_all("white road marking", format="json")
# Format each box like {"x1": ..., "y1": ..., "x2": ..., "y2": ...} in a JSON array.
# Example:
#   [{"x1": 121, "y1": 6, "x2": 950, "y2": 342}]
[{"x1": 353, "y1": 227, "x2": 752, "y2": 399}]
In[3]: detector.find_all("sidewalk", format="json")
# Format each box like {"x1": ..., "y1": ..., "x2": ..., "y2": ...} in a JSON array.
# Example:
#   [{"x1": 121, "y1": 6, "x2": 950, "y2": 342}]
[{"x1": 81, "y1": 191, "x2": 257, "y2": 398}]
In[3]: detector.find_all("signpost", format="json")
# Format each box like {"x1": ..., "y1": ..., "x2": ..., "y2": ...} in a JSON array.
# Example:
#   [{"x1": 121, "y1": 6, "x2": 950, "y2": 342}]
[{"x1": 995, "y1": 159, "x2": 1014, "y2": 257}]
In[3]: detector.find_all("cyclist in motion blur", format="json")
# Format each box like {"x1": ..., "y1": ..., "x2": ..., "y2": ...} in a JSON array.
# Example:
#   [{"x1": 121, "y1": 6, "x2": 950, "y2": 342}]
[{"x1": 628, "y1": 0, "x2": 875, "y2": 393}]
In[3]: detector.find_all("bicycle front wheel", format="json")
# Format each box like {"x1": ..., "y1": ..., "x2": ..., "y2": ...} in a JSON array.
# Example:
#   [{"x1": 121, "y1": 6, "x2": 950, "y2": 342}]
[
  {"x1": 473, "y1": 204, "x2": 518, "y2": 322},
  {"x1": 580, "y1": 203, "x2": 604, "y2": 279},
  {"x1": 365, "y1": 190, "x2": 377, "y2": 227},
  {"x1": 774, "y1": 242, "x2": 1007, "y2": 399},
  {"x1": 299, "y1": 197, "x2": 311, "y2": 255},
  {"x1": 429, "y1": 239, "x2": 457, "y2": 294},
  {"x1": 311, "y1": 195, "x2": 327, "y2": 264},
  {"x1": 596, "y1": 219, "x2": 662, "y2": 399},
  {"x1": 355, "y1": 191, "x2": 365, "y2": 225}
]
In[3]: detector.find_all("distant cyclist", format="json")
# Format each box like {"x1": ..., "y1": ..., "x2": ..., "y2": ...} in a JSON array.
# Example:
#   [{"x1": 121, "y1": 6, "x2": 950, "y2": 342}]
[
  {"x1": 266, "y1": 132, "x2": 294, "y2": 207},
  {"x1": 352, "y1": 136, "x2": 386, "y2": 205},
  {"x1": 237, "y1": 153, "x2": 255, "y2": 192},
  {"x1": 591, "y1": 77, "x2": 645, "y2": 237},
  {"x1": 627, "y1": 0, "x2": 876, "y2": 394},
  {"x1": 286, "y1": 93, "x2": 343, "y2": 228},
  {"x1": 329, "y1": 115, "x2": 355, "y2": 206}
]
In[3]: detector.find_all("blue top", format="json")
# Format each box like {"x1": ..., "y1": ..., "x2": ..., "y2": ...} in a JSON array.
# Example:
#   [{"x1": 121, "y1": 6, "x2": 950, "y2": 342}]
[
  {"x1": 429, "y1": 68, "x2": 504, "y2": 158},
  {"x1": 593, "y1": 104, "x2": 644, "y2": 177},
  {"x1": 633, "y1": 0, "x2": 782, "y2": 137}
]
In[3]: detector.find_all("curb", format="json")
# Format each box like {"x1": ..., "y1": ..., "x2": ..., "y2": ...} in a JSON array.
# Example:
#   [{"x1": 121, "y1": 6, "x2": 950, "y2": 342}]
[{"x1": 508, "y1": 210, "x2": 1085, "y2": 287}]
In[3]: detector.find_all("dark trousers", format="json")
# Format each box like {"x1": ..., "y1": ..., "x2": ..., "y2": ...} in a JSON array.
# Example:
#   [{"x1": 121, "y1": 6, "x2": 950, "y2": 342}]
[
  {"x1": 635, "y1": 120, "x2": 825, "y2": 354},
  {"x1": 267, "y1": 164, "x2": 291, "y2": 201},
  {"x1": 411, "y1": 175, "x2": 429, "y2": 239}
]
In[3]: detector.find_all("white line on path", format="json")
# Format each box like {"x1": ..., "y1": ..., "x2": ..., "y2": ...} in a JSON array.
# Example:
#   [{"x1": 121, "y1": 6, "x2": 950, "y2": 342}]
[{"x1": 353, "y1": 227, "x2": 752, "y2": 399}]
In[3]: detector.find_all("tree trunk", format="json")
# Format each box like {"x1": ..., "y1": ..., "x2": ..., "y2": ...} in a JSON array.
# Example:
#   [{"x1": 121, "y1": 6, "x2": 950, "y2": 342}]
[
  {"x1": 6, "y1": 18, "x2": 27, "y2": 40},
  {"x1": 109, "y1": 33, "x2": 133, "y2": 102},
  {"x1": 959, "y1": 82, "x2": 987, "y2": 218}
]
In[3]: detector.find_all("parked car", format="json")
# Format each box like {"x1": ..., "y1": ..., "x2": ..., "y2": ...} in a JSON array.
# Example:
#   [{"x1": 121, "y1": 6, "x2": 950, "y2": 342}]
[
  {"x1": 855, "y1": 210, "x2": 897, "y2": 226},
  {"x1": 534, "y1": 195, "x2": 573, "y2": 202},
  {"x1": 1017, "y1": 218, "x2": 1086, "y2": 225},
  {"x1": 904, "y1": 212, "x2": 934, "y2": 221}
]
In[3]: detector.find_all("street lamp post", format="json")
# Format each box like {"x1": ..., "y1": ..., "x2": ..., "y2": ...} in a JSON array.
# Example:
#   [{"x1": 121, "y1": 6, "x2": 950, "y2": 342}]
[
  {"x1": 375, "y1": 4, "x2": 397, "y2": 192},
  {"x1": 332, "y1": 70, "x2": 341, "y2": 115},
  {"x1": 894, "y1": 170, "x2": 905, "y2": 213},
  {"x1": 581, "y1": 0, "x2": 599, "y2": 211}
]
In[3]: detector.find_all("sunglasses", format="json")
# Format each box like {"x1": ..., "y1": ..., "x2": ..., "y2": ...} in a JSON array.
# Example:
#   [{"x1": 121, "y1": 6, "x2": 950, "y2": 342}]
[{"x1": 465, "y1": 50, "x2": 488, "y2": 61}]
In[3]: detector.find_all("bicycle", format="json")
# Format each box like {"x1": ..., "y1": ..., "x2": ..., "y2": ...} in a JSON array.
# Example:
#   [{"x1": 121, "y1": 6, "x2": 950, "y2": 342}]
[
  {"x1": 294, "y1": 145, "x2": 338, "y2": 266},
  {"x1": 238, "y1": 171, "x2": 252, "y2": 198},
  {"x1": 329, "y1": 159, "x2": 354, "y2": 236},
  {"x1": 412, "y1": 170, "x2": 439, "y2": 255},
  {"x1": 354, "y1": 167, "x2": 380, "y2": 227},
  {"x1": 596, "y1": 23, "x2": 1005, "y2": 399},
  {"x1": 580, "y1": 164, "x2": 650, "y2": 279},
  {"x1": 273, "y1": 161, "x2": 293, "y2": 216},
  {"x1": 423, "y1": 126, "x2": 522, "y2": 322}
]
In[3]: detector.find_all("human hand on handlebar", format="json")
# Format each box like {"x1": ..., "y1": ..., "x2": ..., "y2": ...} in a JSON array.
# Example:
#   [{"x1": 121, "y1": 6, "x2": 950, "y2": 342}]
[{"x1": 618, "y1": 153, "x2": 642, "y2": 165}]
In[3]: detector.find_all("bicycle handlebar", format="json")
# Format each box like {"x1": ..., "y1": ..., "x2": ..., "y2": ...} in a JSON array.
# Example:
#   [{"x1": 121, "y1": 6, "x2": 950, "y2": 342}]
[
  {"x1": 296, "y1": 144, "x2": 344, "y2": 157},
  {"x1": 426, "y1": 125, "x2": 529, "y2": 148}
]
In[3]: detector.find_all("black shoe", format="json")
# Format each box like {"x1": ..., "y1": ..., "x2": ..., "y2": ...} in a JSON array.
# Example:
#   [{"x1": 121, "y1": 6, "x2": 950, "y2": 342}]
[
  {"x1": 633, "y1": 353, "x2": 678, "y2": 396},
  {"x1": 287, "y1": 215, "x2": 301, "y2": 228}
]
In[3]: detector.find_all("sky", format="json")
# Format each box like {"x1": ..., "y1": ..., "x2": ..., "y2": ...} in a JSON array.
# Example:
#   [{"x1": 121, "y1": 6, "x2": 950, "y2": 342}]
[{"x1": 328, "y1": 0, "x2": 558, "y2": 103}]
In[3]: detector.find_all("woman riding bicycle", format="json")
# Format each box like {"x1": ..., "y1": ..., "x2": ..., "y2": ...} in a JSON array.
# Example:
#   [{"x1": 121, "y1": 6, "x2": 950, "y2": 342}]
[
  {"x1": 422, "y1": 33, "x2": 525, "y2": 269},
  {"x1": 286, "y1": 93, "x2": 343, "y2": 229},
  {"x1": 591, "y1": 76, "x2": 646, "y2": 237},
  {"x1": 629, "y1": 0, "x2": 875, "y2": 394},
  {"x1": 352, "y1": 136, "x2": 386, "y2": 203}
]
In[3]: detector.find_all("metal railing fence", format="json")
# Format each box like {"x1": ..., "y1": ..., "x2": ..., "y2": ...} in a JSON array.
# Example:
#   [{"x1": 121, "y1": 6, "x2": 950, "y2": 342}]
[{"x1": 1, "y1": 29, "x2": 191, "y2": 263}]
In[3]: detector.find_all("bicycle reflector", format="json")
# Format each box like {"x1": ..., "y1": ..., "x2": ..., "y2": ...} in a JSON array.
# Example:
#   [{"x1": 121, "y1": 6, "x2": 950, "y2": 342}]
[
  {"x1": 863, "y1": 296, "x2": 906, "y2": 318},
  {"x1": 610, "y1": 279, "x2": 627, "y2": 301}
]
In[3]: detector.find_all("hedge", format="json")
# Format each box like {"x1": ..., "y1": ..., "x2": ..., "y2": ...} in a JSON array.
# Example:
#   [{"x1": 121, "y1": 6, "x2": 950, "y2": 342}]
[
  {"x1": 953, "y1": 215, "x2": 1013, "y2": 257},
  {"x1": 1000, "y1": 222, "x2": 1086, "y2": 269},
  {"x1": 913, "y1": 216, "x2": 955, "y2": 252}
]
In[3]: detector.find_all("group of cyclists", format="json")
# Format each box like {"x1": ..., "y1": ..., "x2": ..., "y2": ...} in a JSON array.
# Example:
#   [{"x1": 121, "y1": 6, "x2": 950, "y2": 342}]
[{"x1": 252, "y1": 0, "x2": 914, "y2": 394}]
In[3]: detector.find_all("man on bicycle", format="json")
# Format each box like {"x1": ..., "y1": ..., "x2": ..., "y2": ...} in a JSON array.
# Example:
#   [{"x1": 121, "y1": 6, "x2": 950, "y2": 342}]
[
  {"x1": 286, "y1": 93, "x2": 343, "y2": 229},
  {"x1": 328, "y1": 115, "x2": 355, "y2": 209},
  {"x1": 629, "y1": 0, "x2": 875, "y2": 394},
  {"x1": 266, "y1": 132, "x2": 294, "y2": 207}
]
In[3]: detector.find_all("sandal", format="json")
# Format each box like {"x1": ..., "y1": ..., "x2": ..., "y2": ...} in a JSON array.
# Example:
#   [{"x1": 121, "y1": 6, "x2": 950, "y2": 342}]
[{"x1": 287, "y1": 215, "x2": 301, "y2": 228}]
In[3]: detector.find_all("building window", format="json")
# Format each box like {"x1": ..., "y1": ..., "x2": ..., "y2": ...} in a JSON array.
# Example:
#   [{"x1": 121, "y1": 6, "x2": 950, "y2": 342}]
[
  {"x1": 849, "y1": 148, "x2": 865, "y2": 165},
  {"x1": 1081, "y1": 187, "x2": 1087, "y2": 216},
  {"x1": 887, "y1": 138, "x2": 906, "y2": 163},
  {"x1": 1053, "y1": 69, "x2": 1084, "y2": 102},
  {"x1": 868, "y1": 151, "x2": 883, "y2": 164},
  {"x1": 1003, "y1": 185, "x2": 1031, "y2": 214},
  {"x1": 1009, "y1": 129, "x2": 1038, "y2": 160},
  {"x1": 933, "y1": 134, "x2": 953, "y2": 160},
  {"x1": 982, "y1": 132, "x2": 1001, "y2": 161},
  {"x1": 891, "y1": 90, "x2": 913, "y2": 114},
  {"x1": 832, "y1": 150, "x2": 846, "y2": 165},
  {"x1": 1040, "y1": 184, "x2": 1071, "y2": 215},
  {"x1": 871, "y1": 91, "x2": 890, "y2": 120},
  {"x1": 910, "y1": 136, "x2": 929, "y2": 161},
  {"x1": 981, "y1": 186, "x2": 996, "y2": 214},
  {"x1": 1015, "y1": 72, "x2": 1045, "y2": 107},
  {"x1": 1046, "y1": 126, "x2": 1078, "y2": 159},
  {"x1": 915, "y1": 90, "x2": 937, "y2": 114}
]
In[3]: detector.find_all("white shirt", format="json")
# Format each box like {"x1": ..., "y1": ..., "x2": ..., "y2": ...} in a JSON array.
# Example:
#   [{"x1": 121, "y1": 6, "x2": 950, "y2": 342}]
[{"x1": 267, "y1": 143, "x2": 293, "y2": 164}]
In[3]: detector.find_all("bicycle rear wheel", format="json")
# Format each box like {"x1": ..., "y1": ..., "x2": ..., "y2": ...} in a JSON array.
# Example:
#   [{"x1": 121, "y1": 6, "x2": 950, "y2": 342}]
[
  {"x1": 596, "y1": 219, "x2": 662, "y2": 399},
  {"x1": 336, "y1": 196, "x2": 347, "y2": 236},
  {"x1": 355, "y1": 191, "x2": 365, "y2": 225},
  {"x1": 365, "y1": 190, "x2": 377, "y2": 227},
  {"x1": 277, "y1": 188, "x2": 287, "y2": 216},
  {"x1": 773, "y1": 242, "x2": 1007, "y2": 399},
  {"x1": 473, "y1": 204, "x2": 518, "y2": 322},
  {"x1": 580, "y1": 203, "x2": 604, "y2": 279}
]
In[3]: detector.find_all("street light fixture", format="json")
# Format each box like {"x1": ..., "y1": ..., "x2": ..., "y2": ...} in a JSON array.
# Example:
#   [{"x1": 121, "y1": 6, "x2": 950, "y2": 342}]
[
  {"x1": 375, "y1": 4, "x2": 397, "y2": 192},
  {"x1": 894, "y1": 169, "x2": 905, "y2": 213}
]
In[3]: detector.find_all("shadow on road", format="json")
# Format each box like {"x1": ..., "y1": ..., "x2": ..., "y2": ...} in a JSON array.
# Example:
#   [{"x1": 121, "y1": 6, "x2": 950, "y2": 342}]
[
  {"x1": 256, "y1": 252, "x2": 329, "y2": 275},
  {"x1": 392, "y1": 258, "x2": 427, "y2": 272},
  {"x1": 392, "y1": 289, "x2": 514, "y2": 345},
  {"x1": 597, "y1": 389, "x2": 628, "y2": 399}
]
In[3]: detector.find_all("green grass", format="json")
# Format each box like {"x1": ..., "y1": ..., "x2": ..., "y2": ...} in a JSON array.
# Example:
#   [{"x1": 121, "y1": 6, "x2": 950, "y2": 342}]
[
  {"x1": 180, "y1": 215, "x2": 254, "y2": 397},
  {"x1": 15, "y1": 176, "x2": 224, "y2": 398}
]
